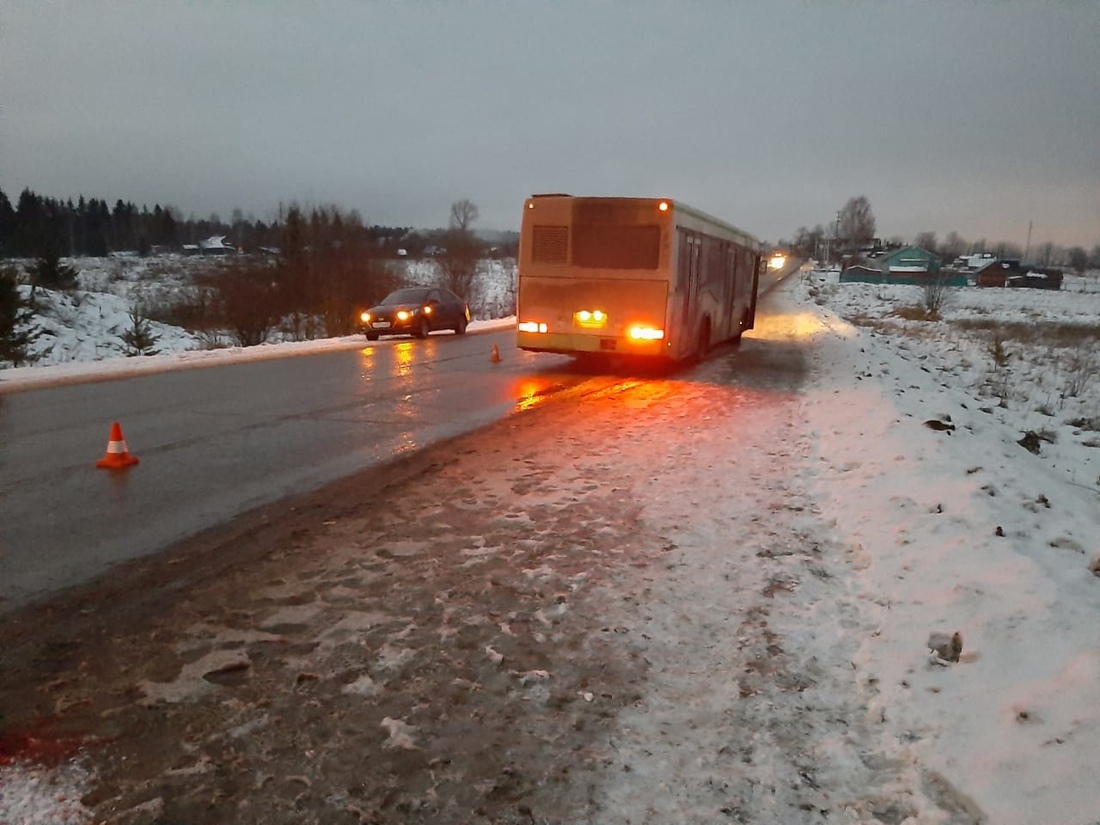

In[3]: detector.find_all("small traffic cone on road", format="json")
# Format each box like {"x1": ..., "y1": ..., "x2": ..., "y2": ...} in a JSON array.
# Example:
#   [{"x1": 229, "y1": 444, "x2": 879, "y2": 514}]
[
  {"x1": 490, "y1": 344, "x2": 502, "y2": 364},
  {"x1": 96, "y1": 421, "x2": 140, "y2": 469}
]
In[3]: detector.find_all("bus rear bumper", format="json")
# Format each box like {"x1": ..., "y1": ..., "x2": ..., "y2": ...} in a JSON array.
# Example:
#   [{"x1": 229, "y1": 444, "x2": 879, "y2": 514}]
[{"x1": 517, "y1": 331, "x2": 668, "y2": 358}]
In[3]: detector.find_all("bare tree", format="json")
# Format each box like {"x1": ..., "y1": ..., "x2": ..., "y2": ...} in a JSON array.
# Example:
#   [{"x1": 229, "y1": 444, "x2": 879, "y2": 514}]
[
  {"x1": 449, "y1": 199, "x2": 479, "y2": 233},
  {"x1": 942, "y1": 231, "x2": 966, "y2": 260},
  {"x1": 1066, "y1": 247, "x2": 1087, "y2": 273},
  {"x1": 837, "y1": 196, "x2": 876, "y2": 253},
  {"x1": 914, "y1": 231, "x2": 937, "y2": 253},
  {"x1": 789, "y1": 225, "x2": 826, "y2": 259},
  {"x1": 438, "y1": 200, "x2": 483, "y2": 300}
]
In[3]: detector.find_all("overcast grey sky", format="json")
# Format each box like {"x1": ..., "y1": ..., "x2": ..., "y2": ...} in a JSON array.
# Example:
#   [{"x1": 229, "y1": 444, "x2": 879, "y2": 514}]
[{"x1": 3, "y1": 1, "x2": 1098, "y2": 247}]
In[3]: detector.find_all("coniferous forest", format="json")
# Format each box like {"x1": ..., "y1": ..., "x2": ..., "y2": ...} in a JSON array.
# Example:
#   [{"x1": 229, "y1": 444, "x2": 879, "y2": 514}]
[{"x1": 0, "y1": 186, "x2": 412, "y2": 259}]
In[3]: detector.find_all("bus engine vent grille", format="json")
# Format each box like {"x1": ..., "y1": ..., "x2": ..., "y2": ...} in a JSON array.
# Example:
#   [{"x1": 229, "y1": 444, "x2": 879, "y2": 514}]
[{"x1": 532, "y1": 225, "x2": 569, "y2": 264}]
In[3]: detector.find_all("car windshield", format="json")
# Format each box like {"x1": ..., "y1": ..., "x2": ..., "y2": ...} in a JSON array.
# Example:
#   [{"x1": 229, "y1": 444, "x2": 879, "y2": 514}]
[{"x1": 380, "y1": 288, "x2": 430, "y2": 306}]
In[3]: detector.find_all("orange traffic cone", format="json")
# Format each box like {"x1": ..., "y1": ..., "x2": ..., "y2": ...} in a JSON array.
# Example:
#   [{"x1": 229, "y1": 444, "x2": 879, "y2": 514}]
[
  {"x1": 96, "y1": 421, "x2": 140, "y2": 469},
  {"x1": 490, "y1": 344, "x2": 502, "y2": 364}
]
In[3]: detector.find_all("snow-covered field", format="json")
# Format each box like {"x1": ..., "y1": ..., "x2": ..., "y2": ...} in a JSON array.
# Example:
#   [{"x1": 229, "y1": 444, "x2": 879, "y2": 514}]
[{"x1": 3, "y1": 265, "x2": 1100, "y2": 823}]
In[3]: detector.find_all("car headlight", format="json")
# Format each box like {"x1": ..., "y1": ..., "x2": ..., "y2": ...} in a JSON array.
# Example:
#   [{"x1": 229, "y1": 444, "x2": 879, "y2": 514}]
[
  {"x1": 360, "y1": 311, "x2": 371, "y2": 324},
  {"x1": 396, "y1": 310, "x2": 411, "y2": 321}
]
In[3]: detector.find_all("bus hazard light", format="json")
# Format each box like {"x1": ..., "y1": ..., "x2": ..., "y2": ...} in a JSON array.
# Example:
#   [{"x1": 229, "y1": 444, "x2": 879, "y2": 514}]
[{"x1": 96, "y1": 421, "x2": 140, "y2": 469}]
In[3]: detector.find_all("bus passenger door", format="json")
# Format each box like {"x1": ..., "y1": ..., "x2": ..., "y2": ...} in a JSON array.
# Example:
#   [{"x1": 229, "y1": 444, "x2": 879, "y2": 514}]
[{"x1": 726, "y1": 245, "x2": 739, "y2": 333}]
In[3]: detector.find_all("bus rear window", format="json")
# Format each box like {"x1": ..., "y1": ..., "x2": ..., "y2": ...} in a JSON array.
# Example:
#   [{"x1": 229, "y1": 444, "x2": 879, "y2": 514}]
[{"x1": 572, "y1": 224, "x2": 661, "y2": 270}]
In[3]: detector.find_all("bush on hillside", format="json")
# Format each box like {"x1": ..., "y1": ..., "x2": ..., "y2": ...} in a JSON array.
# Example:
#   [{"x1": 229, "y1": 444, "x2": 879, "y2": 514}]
[
  {"x1": 31, "y1": 250, "x2": 79, "y2": 292},
  {"x1": 0, "y1": 265, "x2": 38, "y2": 367}
]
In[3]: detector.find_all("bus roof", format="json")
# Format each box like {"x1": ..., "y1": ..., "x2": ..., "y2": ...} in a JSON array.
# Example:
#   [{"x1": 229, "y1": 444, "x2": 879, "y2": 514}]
[{"x1": 525, "y1": 195, "x2": 761, "y2": 252}]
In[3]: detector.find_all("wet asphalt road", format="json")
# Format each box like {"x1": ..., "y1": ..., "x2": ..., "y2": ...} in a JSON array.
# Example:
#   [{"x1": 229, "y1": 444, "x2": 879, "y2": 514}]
[{"x1": 0, "y1": 328, "x2": 585, "y2": 611}]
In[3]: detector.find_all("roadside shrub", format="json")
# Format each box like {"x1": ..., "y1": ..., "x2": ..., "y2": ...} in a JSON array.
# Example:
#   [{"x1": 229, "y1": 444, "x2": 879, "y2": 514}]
[
  {"x1": 1068, "y1": 416, "x2": 1100, "y2": 432},
  {"x1": 212, "y1": 261, "x2": 283, "y2": 347},
  {"x1": 988, "y1": 329, "x2": 1011, "y2": 369},
  {"x1": 921, "y1": 277, "x2": 951, "y2": 319},
  {"x1": 955, "y1": 319, "x2": 1100, "y2": 348},
  {"x1": 133, "y1": 284, "x2": 212, "y2": 330},
  {"x1": 892, "y1": 304, "x2": 936, "y2": 321},
  {"x1": 978, "y1": 328, "x2": 1015, "y2": 406},
  {"x1": 1061, "y1": 351, "x2": 1096, "y2": 398}
]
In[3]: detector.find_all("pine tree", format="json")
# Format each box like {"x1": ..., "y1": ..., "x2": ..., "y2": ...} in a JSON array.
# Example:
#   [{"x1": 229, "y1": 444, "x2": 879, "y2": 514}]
[
  {"x1": 0, "y1": 188, "x2": 15, "y2": 255},
  {"x1": 120, "y1": 311, "x2": 160, "y2": 356},
  {"x1": 0, "y1": 265, "x2": 38, "y2": 367}
]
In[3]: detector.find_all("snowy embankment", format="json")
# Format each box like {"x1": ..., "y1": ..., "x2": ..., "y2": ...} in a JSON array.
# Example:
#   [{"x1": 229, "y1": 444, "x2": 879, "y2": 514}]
[{"x1": 802, "y1": 271, "x2": 1100, "y2": 823}]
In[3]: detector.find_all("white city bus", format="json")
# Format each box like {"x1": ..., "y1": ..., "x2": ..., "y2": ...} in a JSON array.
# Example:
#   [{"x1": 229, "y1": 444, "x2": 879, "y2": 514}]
[{"x1": 516, "y1": 195, "x2": 763, "y2": 362}]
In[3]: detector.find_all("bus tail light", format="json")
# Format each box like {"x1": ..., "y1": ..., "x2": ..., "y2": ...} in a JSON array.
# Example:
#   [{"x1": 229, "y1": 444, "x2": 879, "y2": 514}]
[
  {"x1": 519, "y1": 321, "x2": 548, "y2": 333},
  {"x1": 628, "y1": 325, "x2": 664, "y2": 341}
]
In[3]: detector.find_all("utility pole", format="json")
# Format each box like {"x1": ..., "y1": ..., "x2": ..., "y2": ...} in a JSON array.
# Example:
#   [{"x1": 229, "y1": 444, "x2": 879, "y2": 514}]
[
  {"x1": 1024, "y1": 221, "x2": 1033, "y2": 262},
  {"x1": 834, "y1": 211, "x2": 842, "y2": 262}
]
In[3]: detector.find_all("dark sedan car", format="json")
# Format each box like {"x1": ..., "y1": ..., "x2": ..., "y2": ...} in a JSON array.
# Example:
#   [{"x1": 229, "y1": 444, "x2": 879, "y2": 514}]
[{"x1": 358, "y1": 287, "x2": 471, "y2": 340}]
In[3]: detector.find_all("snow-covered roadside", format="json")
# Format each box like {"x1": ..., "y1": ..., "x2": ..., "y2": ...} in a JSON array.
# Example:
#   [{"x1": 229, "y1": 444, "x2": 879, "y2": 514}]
[
  {"x1": 0, "y1": 317, "x2": 517, "y2": 393},
  {"x1": 802, "y1": 289, "x2": 1100, "y2": 823},
  {"x1": 577, "y1": 278, "x2": 1100, "y2": 823}
]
